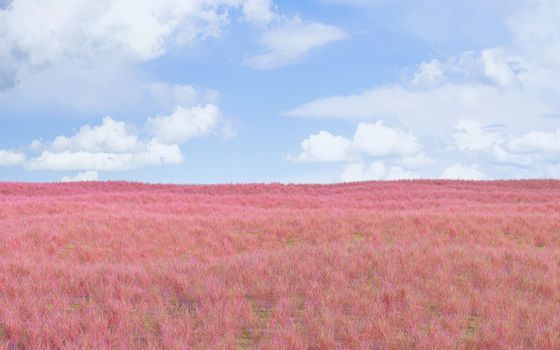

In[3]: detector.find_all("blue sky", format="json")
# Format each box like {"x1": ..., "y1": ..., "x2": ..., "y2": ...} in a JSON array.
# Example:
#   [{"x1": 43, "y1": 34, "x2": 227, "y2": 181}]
[{"x1": 1, "y1": 0, "x2": 559, "y2": 183}]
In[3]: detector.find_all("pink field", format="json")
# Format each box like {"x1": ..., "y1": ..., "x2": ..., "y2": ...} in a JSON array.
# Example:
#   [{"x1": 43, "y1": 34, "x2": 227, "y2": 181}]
[{"x1": 1, "y1": 180, "x2": 560, "y2": 349}]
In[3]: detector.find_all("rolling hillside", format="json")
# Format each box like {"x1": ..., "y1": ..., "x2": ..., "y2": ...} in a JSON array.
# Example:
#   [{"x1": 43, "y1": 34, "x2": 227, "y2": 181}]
[{"x1": 1, "y1": 181, "x2": 559, "y2": 349}]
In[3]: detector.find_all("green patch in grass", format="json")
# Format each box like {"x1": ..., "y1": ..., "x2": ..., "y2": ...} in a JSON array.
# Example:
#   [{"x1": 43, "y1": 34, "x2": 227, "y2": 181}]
[
  {"x1": 237, "y1": 328, "x2": 253, "y2": 350},
  {"x1": 0, "y1": 322, "x2": 6, "y2": 341},
  {"x1": 285, "y1": 237, "x2": 297, "y2": 245},
  {"x1": 168, "y1": 296, "x2": 198, "y2": 316},
  {"x1": 63, "y1": 243, "x2": 76, "y2": 250},
  {"x1": 395, "y1": 330, "x2": 417, "y2": 349},
  {"x1": 353, "y1": 232, "x2": 365, "y2": 242},
  {"x1": 141, "y1": 313, "x2": 161, "y2": 339},
  {"x1": 464, "y1": 314, "x2": 480, "y2": 340},
  {"x1": 244, "y1": 295, "x2": 274, "y2": 343},
  {"x1": 58, "y1": 243, "x2": 78, "y2": 260},
  {"x1": 68, "y1": 295, "x2": 93, "y2": 311},
  {"x1": 249, "y1": 297, "x2": 274, "y2": 320},
  {"x1": 384, "y1": 236, "x2": 395, "y2": 245}
]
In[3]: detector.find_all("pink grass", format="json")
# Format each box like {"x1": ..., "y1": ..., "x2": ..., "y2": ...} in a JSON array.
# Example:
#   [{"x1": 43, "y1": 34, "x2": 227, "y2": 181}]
[{"x1": 1, "y1": 180, "x2": 559, "y2": 349}]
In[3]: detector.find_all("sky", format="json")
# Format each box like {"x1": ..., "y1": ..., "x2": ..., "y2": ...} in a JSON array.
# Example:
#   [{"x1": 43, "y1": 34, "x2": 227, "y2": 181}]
[{"x1": 1, "y1": 0, "x2": 560, "y2": 183}]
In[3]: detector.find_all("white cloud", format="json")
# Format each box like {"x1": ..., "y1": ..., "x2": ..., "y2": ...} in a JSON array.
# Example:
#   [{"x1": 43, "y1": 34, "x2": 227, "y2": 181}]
[
  {"x1": 503, "y1": 129, "x2": 560, "y2": 155},
  {"x1": 341, "y1": 160, "x2": 415, "y2": 182},
  {"x1": 451, "y1": 118, "x2": 560, "y2": 167},
  {"x1": 448, "y1": 120, "x2": 560, "y2": 167},
  {"x1": 0, "y1": 149, "x2": 25, "y2": 166},
  {"x1": 0, "y1": 61, "x2": 221, "y2": 115},
  {"x1": 283, "y1": 1, "x2": 560, "y2": 137},
  {"x1": 142, "y1": 83, "x2": 220, "y2": 111},
  {"x1": 26, "y1": 139, "x2": 183, "y2": 171},
  {"x1": 491, "y1": 141, "x2": 533, "y2": 166},
  {"x1": 136, "y1": 139, "x2": 184, "y2": 165},
  {"x1": 384, "y1": 165, "x2": 415, "y2": 180},
  {"x1": 481, "y1": 47, "x2": 521, "y2": 87},
  {"x1": 5, "y1": 95, "x2": 228, "y2": 172},
  {"x1": 149, "y1": 104, "x2": 221, "y2": 144},
  {"x1": 20, "y1": 102, "x2": 229, "y2": 172},
  {"x1": 0, "y1": 1, "x2": 197, "y2": 69},
  {"x1": 410, "y1": 59, "x2": 446, "y2": 88},
  {"x1": 340, "y1": 162, "x2": 376, "y2": 182},
  {"x1": 290, "y1": 121, "x2": 421, "y2": 164},
  {"x1": 61, "y1": 171, "x2": 99, "y2": 182},
  {"x1": 49, "y1": 116, "x2": 140, "y2": 153},
  {"x1": 283, "y1": 0, "x2": 560, "y2": 181},
  {"x1": 0, "y1": 0, "x2": 276, "y2": 88},
  {"x1": 353, "y1": 121, "x2": 420, "y2": 157},
  {"x1": 240, "y1": 0, "x2": 276, "y2": 25},
  {"x1": 244, "y1": 17, "x2": 348, "y2": 69},
  {"x1": 22, "y1": 104, "x2": 227, "y2": 172},
  {"x1": 289, "y1": 122, "x2": 425, "y2": 181},
  {"x1": 506, "y1": 0, "x2": 560, "y2": 69},
  {"x1": 396, "y1": 152, "x2": 434, "y2": 170},
  {"x1": 288, "y1": 131, "x2": 352, "y2": 162},
  {"x1": 453, "y1": 119, "x2": 500, "y2": 151},
  {"x1": 441, "y1": 163, "x2": 486, "y2": 180},
  {"x1": 283, "y1": 82, "x2": 556, "y2": 136}
]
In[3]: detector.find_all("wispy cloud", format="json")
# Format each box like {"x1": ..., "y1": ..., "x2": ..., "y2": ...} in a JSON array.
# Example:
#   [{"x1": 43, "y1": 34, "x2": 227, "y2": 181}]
[{"x1": 244, "y1": 17, "x2": 349, "y2": 69}]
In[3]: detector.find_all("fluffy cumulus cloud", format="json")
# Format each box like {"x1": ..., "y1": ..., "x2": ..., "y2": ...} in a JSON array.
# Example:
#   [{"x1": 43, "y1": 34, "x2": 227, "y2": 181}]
[
  {"x1": 282, "y1": 3, "x2": 553, "y2": 117},
  {"x1": 0, "y1": 149, "x2": 26, "y2": 166},
  {"x1": 61, "y1": 171, "x2": 99, "y2": 182},
  {"x1": 441, "y1": 164, "x2": 486, "y2": 180},
  {"x1": 290, "y1": 122, "x2": 421, "y2": 163},
  {"x1": 341, "y1": 161, "x2": 415, "y2": 182},
  {"x1": 243, "y1": 17, "x2": 349, "y2": 69},
  {"x1": 285, "y1": 0, "x2": 560, "y2": 180},
  {"x1": 289, "y1": 121, "x2": 427, "y2": 180},
  {"x1": 353, "y1": 121, "x2": 419, "y2": 157},
  {"x1": 0, "y1": 0, "x2": 277, "y2": 86},
  {"x1": 49, "y1": 117, "x2": 140, "y2": 153},
  {"x1": 149, "y1": 105, "x2": 221, "y2": 144},
  {"x1": 0, "y1": 1, "x2": 250, "y2": 114},
  {"x1": 20, "y1": 104, "x2": 226, "y2": 174},
  {"x1": 0, "y1": 0, "x2": 345, "y2": 92},
  {"x1": 0, "y1": 0, "x2": 345, "y2": 119},
  {"x1": 288, "y1": 131, "x2": 352, "y2": 163},
  {"x1": 26, "y1": 139, "x2": 184, "y2": 172},
  {"x1": 4, "y1": 0, "x2": 560, "y2": 183}
]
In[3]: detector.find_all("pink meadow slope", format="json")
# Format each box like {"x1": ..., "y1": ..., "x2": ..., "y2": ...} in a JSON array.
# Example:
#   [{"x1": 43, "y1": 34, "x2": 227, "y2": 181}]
[{"x1": 1, "y1": 180, "x2": 560, "y2": 349}]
